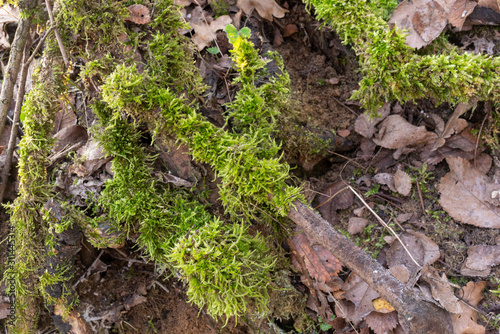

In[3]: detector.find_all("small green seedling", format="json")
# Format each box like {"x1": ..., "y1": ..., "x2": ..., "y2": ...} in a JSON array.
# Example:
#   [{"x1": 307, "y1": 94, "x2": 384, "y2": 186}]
[{"x1": 224, "y1": 24, "x2": 251, "y2": 44}]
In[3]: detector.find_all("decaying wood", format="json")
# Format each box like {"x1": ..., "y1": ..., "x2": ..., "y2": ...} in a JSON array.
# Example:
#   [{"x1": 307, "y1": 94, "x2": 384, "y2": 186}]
[{"x1": 287, "y1": 201, "x2": 454, "y2": 334}]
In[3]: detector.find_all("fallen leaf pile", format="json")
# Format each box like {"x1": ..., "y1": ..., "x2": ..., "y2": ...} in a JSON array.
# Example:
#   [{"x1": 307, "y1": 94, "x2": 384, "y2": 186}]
[{"x1": 389, "y1": 0, "x2": 500, "y2": 48}]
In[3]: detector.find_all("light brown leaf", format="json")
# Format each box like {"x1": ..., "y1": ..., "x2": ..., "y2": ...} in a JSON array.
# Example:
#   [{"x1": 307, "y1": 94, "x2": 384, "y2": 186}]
[
  {"x1": 438, "y1": 156, "x2": 500, "y2": 228},
  {"x1": 373, "y1": 115, "x2": 438, "y2": 149},
  {"x1": 290, "y1": 228, "x2": 343, "y2": 284},
  {"x1": 125, "y1": 4, "x2": 152, "y2": 25},
  {"x1": 373, "y1": 173, "x2": 396, "y2": 192},
  {"x1": 451, "y1": 281, "x2": 486, "y2": 334},
  {"x1": 461, "y1": 244, "x2": 500, "y2": 276},
  {"x1": 190, "y1": 7, "x2": 232, "y2": 50},
  {"x1": 342, "y1": 273, "x2": 380, "y2": 318},
  {"x1": 394, "y1": 170, "x2": 412, "y2": 196},
  {"x1": 347, "y1": 217, "x2": 369, "y2": 235},
  {"x1": 421, "y1": 266, "x2": 462, "y2": 314},
  {"x1": 236, "y1": 0, "x2": 288, "y2": 21},
  {"x1": 365, "y1": 311, "x2": 398, "y2": 334},
  {"x1": 354, "y1": 103, "x2": 391, "y2": 138}
]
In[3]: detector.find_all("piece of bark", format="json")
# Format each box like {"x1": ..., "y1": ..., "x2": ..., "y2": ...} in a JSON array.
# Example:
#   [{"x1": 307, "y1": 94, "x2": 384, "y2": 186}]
[{"x1": 288, "y1": 201, "x2": 453, "y2": 334}]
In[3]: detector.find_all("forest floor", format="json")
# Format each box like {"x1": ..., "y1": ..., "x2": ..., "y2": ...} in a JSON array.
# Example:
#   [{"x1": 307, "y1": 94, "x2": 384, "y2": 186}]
[{"x1": 1, "y1": 0, "x2": 500, "y2": 333}]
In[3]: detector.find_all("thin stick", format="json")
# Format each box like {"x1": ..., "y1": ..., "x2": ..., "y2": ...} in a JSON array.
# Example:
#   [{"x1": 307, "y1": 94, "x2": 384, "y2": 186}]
[
  {"x1": 74, "y1": 250, "x2": 104, "y2": 288},
  {"x1": 314, "y1": 185, "x2": 349, "y2": 210},
  {"x1": 415, "y1": 179, "x2": 426, "y2": 216},
  {"x1": 327, "y1": 150, "x2": 366, "y2": 170},
  {"x1": 331, "y1": 95, "x2": 358, "y2": 116},
  {"x1": 347, "y1": 185, "x2": 421, "y2": 267},
  {"x1": 45, "y1": 0, "x2": 69, "y2": 68},
  {"x1": 0, "y1": 28, "x2": 54, "y2": 203},
  {"x1": 474, "y1": 101, "x2": 491, "y2": 168}
]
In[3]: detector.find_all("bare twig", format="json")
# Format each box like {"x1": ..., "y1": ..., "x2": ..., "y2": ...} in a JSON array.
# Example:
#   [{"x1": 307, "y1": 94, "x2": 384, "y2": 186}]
[
  {"x1": 0, "y1": 28, "x2": 54, "y2": 203},
  {"x1": 45, "y1": 0, "x2": 69, "y2": 68},
  {"x1": 74, "y1": 250, "x2": 105, "y2": 288},
  {"x1": 0, "y1": 14, "x2": 33, "y2": 141},
  {"x1": 474, "y1": 101, "x2": 491, "y2": 168}
]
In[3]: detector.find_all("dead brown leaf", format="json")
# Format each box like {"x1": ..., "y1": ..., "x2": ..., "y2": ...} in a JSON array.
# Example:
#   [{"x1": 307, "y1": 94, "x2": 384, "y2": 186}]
[
  {"x1": 236, "y1": 0, "x2": 288, "y2": 21},
  {"x1": 461, "y1": 244, "x2": 500, "y2": 276},
  {"x1": 342, "y1": 273, "x2": 380, "y2": 318},
  {"x1": 125, "y1": 4, "x2": 152, "y2": 25},
  {"x1": 386, "y1": 230, "x2": 440, "y2": 278},
  {"x1": 290, "y1": 228, "x2": 343, "y2": 284},
  {"x1": 439, "y1": 156, "x2": 500, "y2": 228},
  {"x1": 354, "y1": 103, "x2": 391, "y2": 139},
  {"x1": 190, "y1": 7, "x2": 232, "y2": 50},
  {"x1": 421, "y1": 265, "x2": 462, "y2": 313},
  {"x1": 334, "y1": 299, "x2": 363, "y2": 326},
  {"x1": 53, "y1": 125, "x2": 88, "y2": 153},
  {"x1": 365, "y1": 310, "x2": 399, "y2": 334},
  {"x1": 373, "y1": 173, "x2": 396, "y2": 192},
  {"x1": 283, "y1": 23, "x2": 299, "y2": 37},
  {"x1": 316, "y1": 181, "x2": 353, "y2": 225},
  {"x1": 394, "y1": 170, "x2": 412, "y2": 196},
  {"x1": 347, "y1": 217, "x2": 369, "y2": 235},
  {"x1": 373, "y1": 115, "x2": 438, "y2": 149},
  {"x1": 451, "y1": 281, "x2": 487, "y2": 334},
  {"x1": 448, "y1": 0, "x2": 478, "y2": 29}
]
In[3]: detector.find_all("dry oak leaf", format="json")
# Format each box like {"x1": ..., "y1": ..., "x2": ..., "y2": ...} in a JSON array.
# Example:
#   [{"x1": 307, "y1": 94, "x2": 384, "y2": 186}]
[
  {"x1": 190, "y1": 7, "x2": 232, "y2": 50},
  {"x1": 451, "y1": 281, "x2": 487, "y2": 334},
  {"x1": 394, "y1": 170, "x2": 412, "y2": 196},
  {"x1": 421, "y1": 265, "x2": 462, "y2": 314},
  {"x1": 125, "y1": 4, "x2": 152, "y2": 25},
  {"x1": 316, "y1": 180, "x2": 353, "y2": 225},
  {"x1": 373, "y1": 115, "x2": 438, "y2": 149},
  {"x1": 460, "y1": 244, "x2": 500, "y2": 276},
  {"x1": 439, "y1": 156, "x2": 500, "y2": 228},
  {"x1": 236, "y1": 0, "x2": 288, "y2": 22},
  {"x1": 365, "y1": 310, "x2": 398, "y2": 334}
]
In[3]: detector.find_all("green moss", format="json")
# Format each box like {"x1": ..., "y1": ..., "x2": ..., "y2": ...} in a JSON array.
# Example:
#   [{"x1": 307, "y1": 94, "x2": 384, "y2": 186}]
[
  {"x1": 169, "y1": 220, "x2": 276, "y2": 324},
  {"x1": 305, "y1": 0, "x2": 500, "y2": 112}
]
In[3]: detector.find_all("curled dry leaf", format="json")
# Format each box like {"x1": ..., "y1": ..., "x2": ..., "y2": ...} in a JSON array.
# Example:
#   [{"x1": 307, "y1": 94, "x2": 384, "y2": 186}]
[
  {"x1": 373, "y1": 115, "x2": 438, "y2": 149},
  {"x1": 365, "y1": 310, "x2": 398, "y2": 334},
  {"x1": 190, "y1": 7, "x2": 232, "y2": 50},
  {"x1": 451, "y1": 281, "x2": 487, "y2": 334},
  {"x1": 354, "y1": 103, "x2": 391, "y2": 139},
  {"x1": 236, "y1": 0, "x2": 288, "y2": 21},
  {"x1": 394, "y1": 170, "x2": 412, "y2": 196},
  {"x1": 125, "y1": 4, "x2": 152, "y2": 25},
  {"x1": 439, "y1": 156, "x2": 500, "y2": 228},
  {"x1": 421, "y1": 265, "x2": 462, "y2": 314},
  {"x1": 460, "y1": 244, "x2": 500, "y2": 276},
  {"x1": 342, "y1": 273, "x2": 380, "y2": 319}
]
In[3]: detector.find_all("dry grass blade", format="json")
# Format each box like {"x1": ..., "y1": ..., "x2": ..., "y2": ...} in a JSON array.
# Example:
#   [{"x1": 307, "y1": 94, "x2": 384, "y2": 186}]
[{"x1": 347, "y1": 185, "x2": 421, "y2": 267}]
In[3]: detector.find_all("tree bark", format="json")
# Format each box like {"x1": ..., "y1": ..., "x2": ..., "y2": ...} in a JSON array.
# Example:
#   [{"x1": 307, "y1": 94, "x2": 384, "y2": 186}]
[{"x1": 287, "y1": 201, "x2": 454, "y2": 334}]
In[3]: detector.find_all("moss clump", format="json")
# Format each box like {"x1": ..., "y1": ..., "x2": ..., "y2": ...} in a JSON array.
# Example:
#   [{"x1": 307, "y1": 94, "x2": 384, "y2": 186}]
[
  {"x1": 170, "y1": 220, "x2": 276, "y2": 324},
  {"x1": 5, "y1": 56, "x2": 65, "y2": 333},
  {"x1": 305, "y1": 0, "x2": 500, "y2": 112}
]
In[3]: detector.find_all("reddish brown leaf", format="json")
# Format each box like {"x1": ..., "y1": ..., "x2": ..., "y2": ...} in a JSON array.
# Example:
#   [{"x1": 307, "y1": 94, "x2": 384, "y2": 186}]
[
  {"x1": 236, "y1": 0, "x2": 288, "y2": 21},
  {"x1": 354, "y1": 103, "x2": 390, "y2": 139},
  {"x1": 290, "y1": 228, "x2": 343, "y2": 284},
  {"x1": 412, "y1": 1, "x2": 447, "y2": 42},
  {"x1": 125, "y1": 4, "x2": 152, "y2": 25},
  {"x1": 283, "y1": 23, "x2": 299, "y2": 37}
]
